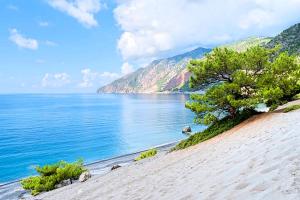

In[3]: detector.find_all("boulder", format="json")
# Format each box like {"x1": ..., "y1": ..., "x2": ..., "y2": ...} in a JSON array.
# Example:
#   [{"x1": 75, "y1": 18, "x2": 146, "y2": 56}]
[
  {"x1": 182, "y1": 126, "x2": 192, "y2": 133},
  {"x1": 111, "y1": 164, "x2": 121, "y2": 171},
  {"x1": 79, "y1": 171, "x2": 91, "y2": 182},
  {"x1": 56, "y1": 179, "x2": 71, "y2": 188}
]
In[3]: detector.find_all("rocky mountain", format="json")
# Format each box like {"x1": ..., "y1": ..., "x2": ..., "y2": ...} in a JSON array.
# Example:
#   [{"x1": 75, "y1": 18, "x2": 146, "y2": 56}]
[
  {"x1": 98, "y1": 47, "x2": 211, "y2": 93},
  {"x1": 223, "y1": 37, "x2": 271, "y2": 52},
  {"x1": 98, "y1": 23, "x2": 300, "y2": 94},
  {"x1": 98, "y1": 37, "x2": 270, "y2": 94},
  {"x1": 266, "y1": 23, "x2": 300, "y2": 55}
]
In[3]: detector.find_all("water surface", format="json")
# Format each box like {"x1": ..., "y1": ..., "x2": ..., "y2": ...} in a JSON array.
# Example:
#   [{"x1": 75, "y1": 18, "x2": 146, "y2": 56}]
[{"x1": 0, "y1": 94, "x2": 204, "y2": 183}]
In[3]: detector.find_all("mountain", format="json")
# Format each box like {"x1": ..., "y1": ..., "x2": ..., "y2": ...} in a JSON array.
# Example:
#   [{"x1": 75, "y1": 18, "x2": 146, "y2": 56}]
[
  {"x1": 98, "y1": 23, "x2": 300, "y2": 94},
  {"x1": 98, "y1": 47, "x2": 211, "y2": 93},
  {"x1": 266, "y1": 23, "x2": 300, "y2": 55},
  {"x1": 98, "y1": 37, "x2": 270, "y2": 94},
  {"x1": 222, "y1": 37, "x2": 271, "y2": 52}
]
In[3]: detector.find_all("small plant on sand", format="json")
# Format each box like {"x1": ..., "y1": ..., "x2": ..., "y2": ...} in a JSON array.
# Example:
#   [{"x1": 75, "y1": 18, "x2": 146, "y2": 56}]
[
  {"x1": 284, "y1": 104, "x2": 300, "y2": 113},
  {"x1": 21, "y1": 159, "x2": 85, "y2": 196},
  {"x1": 135, "y1": 149, "x2": 157, "y2": 161}
]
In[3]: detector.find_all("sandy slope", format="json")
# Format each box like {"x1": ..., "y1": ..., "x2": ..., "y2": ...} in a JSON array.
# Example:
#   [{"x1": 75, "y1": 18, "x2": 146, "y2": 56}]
[{"x1": 38, "y1": 101, "x2": 300, "y2": 200}]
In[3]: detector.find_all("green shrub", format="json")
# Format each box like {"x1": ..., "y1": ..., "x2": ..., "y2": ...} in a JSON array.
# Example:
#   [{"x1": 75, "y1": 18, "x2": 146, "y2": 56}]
[
  {"x1": 56, "y1": 160, "x2": 85, "y2": 182},
  {"x1": 284, "y1": 104, "x2": 300, "y2": 113},
  {"x1": 36, "y1": 163, "x2": 59, "y2": 176},
  {"x1": 172, "y1": 110, "x2": 257, "y2": 151},
  {"x1": 21, "y1": 159, "x2": 85, "y2": 196},
  {"x1": 135, "y1": 149, "x2": 157, "y2": 161},
  {"x1": 293, "y1": 93, "x2": 300, "y2": 100}
]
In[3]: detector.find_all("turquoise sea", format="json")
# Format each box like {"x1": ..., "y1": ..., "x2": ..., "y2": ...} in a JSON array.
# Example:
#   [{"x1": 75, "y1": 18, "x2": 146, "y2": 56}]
[{"x1": 0, "y1": 94, "x2": 204, "y2": 183}]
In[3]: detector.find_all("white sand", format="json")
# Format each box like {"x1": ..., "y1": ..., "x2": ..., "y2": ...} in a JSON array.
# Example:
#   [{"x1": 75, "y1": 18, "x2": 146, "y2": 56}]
[{"x1": 38, "y1": 101, "x2": 300, "y2": 200}]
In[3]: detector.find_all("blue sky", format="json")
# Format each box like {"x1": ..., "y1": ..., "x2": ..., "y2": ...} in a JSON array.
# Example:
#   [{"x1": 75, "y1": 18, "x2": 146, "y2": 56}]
[
  {"x1": 1, "y1": 0, "x2": 300, "y2": 93},
  {"x1": 1, "y1": 0, "x2": 122, "y2": 93}
]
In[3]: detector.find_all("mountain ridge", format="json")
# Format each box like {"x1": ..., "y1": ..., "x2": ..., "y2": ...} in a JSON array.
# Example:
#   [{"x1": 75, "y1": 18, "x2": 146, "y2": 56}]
[
  {"x1": 98, "y1": 47, "x2": 211, "y2": 93},
  {"x1": 266, "y1": 23, "x2": 300, "y2": 55},
  {"x1": 98, "y1": 23, "x2": 300, "y2": 94}
]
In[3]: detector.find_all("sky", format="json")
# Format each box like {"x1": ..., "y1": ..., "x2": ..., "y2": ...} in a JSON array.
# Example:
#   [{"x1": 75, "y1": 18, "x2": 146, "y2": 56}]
[{"x1": 1, "y1": 0, "x2": 300, "y2": 93}]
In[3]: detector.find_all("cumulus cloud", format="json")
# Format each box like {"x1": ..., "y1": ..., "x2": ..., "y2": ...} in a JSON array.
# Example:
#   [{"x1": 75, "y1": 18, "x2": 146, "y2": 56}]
[
  {"x1": 44, "y1": 40, "x2": 58, "y2": 46},
  {"x1": 9, "y1": 29, "x2": 38, "y2": 50},
  {"x1": 114, "y1": 0, "x2": 300, "y2": 60},
  {"x1": 36, "y1": 59, "x2": 45, "y2": 64},
  {"x1": 39, "y1": 21, "x2": 49, "y2": 27},
  {"x1": 42, "y1": 73, "x2": 71, "y2": 87},
  {"x1": 121, "y1": 62, "x2": 134, "y2": 75},
  {"x1": 48, "y1": 0, "x2": 102, "y2": 27},
  {"x1": 7, "y1": 4, "x2": 18, "y2": 11},
  {"x1": 79, "y1": 68, "x2": 119, "y2": 88}
]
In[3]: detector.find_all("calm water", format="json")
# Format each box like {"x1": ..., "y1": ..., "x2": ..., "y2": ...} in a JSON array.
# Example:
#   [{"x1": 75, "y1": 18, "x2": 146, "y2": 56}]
[{"x1": 0, "y1": 94, "x2": 204, "y2": 183}]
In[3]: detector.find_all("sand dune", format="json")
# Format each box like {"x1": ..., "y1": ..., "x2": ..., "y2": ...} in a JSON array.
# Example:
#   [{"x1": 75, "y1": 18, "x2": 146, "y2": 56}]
[{"x1": 38, "y1": 101, "x2": 300, "y2": 200}]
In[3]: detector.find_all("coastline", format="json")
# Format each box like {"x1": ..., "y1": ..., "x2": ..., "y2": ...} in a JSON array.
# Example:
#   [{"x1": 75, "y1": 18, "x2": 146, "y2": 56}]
[
  {"x1": 0, "y1": 140, "x2": 180, "y2": 200},
  {"x1": 38, "y1": 101, "x2": 300, "y2": 200},
  {"x1": 0, "y1": 93, "x2": 197, "y2": 191},
  {"x1": 3, "y1": 101, "x2": 300, "y2": 199}
]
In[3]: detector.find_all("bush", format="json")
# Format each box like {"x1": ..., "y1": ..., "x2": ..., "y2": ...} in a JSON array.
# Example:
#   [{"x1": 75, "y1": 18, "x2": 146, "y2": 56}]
[
  {"x1": 293, "y1": 93, "x2": 300, "y2": 100},
  {"x1": 21, "y1": 159, "x2": 86, "y2": 196},
  {"x1": 56, "y1": 161, "x2": 85, "y2": 182},
  {"x1": 36, "y1": 163, "x2": 59, "y2": 176},
  {"x1": 135, "y1": 149, "x2": 157, "y2": 161},
  {"x1": 172, "y1": 110, "x2": 257, "y2": 151},
  {"x1": 284, "y1": 104, "x2": 300, "y2": 113}
]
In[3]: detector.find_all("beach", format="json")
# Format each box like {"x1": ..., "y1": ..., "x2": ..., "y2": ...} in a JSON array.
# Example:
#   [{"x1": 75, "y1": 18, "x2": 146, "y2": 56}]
[
  {"x1": 0, "y1": 94, "x2": 199, "y2": 184},
  {"x1": 2, "y1": 2, "x2": 300, "y2": 200},
  {"x1": 0, "y1": 142, "x2": 177, "y2": 200},
  {"x1": 35, "y1": 100, "x2": 300, "y2": 200}
]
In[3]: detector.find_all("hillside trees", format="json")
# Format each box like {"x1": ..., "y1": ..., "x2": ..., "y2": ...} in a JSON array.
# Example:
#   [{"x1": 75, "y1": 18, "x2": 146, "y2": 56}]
[{"x1": 186, "y1": 46, "x2": 300, "y2": 125}]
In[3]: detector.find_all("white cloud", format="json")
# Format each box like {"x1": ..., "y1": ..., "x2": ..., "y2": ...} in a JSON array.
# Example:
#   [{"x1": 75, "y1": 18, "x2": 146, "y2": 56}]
[
  {"x1": 121, "y1": 62, "x2": 134, "y2": 75},
  {"x1": 9, "y1": 29, "x2": 38, "y2": 50},
  {"x1": 39, "y1": 21, "x2": 49, "y2": 27},
  {"x1": 36, "y1": 59, "x2": 45, "y2": 64},
  {"x1": 7, "y1": 4, "x2": 18, "y2": 11},
  {"x1": 42, "y1": 73, "x2": 71, "y2": 87},
  {"x1": 21, "y1": 83, "x2": 26, "y2": 88},
  {"x1": 45, "y1": 40, "x2": 58, "y2": 46},
  {"x1": 48, "y1": 0, "x2": 102, "y2": 28},
  {"x1": 114, "y1": 0, "x2": 300, "y2": 60},
  {"x1": 79, "y1": 68, "x2": 119, "y2": 88}
]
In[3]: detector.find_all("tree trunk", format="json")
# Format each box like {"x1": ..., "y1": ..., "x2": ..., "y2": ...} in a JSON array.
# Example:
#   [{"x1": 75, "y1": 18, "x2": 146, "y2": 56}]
[{"x1": 228, "y1": 107, "x2": 236, "y2": 118}]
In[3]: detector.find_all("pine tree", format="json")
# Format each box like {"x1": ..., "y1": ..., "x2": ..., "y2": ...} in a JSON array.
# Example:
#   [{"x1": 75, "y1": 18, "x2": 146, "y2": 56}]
[{"x1": 187, "y1": 46, "x2": 300, "y2": 125}]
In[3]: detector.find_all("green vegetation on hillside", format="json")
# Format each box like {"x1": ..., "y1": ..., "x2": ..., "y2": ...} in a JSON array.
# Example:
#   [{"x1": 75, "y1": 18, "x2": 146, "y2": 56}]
[
  {"x1": 187, "y1": 46, "x2": 300, "y2": 125},
  {"x1": 284, "y1": 104, "x2": 300, "y2": 113},
  {"x1": 21, "y1": 160, "x2": 85, "y2": 196},
  {"x1": 293, "y1": 93, "x2": 300, "y2": 100},
  {"x1": 135, "y1": 149, "x2": 157, "y2": 161},
  {"x1": 173, "y1": 109, "x2": 257, "y2": 150},
  {"x1": 175, "y1": 46, "x2": 300, "y2": 150},
  {"x1": 266, "y1": 23, "x2": 300, "y2": 55},
  {"x1": 222, "y1": 37, "x2": 271, "y2": 52}
]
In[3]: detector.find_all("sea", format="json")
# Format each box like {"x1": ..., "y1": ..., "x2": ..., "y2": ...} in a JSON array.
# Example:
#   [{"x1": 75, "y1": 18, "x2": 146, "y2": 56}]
[{"x1": 0, "y1": 94, "x2": 205, "y2": 184}]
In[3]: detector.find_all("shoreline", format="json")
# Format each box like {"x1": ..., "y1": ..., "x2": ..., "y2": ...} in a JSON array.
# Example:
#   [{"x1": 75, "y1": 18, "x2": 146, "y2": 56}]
[
  {"x1": 85, "y1": 140, "x2": 179, "y2": 177},
  {"x1": 0, "y1": 140, "x2": 181, "y2": 200},
  {"x1": 38, "y1": 103, "x2": 300, "y2": 200}
]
